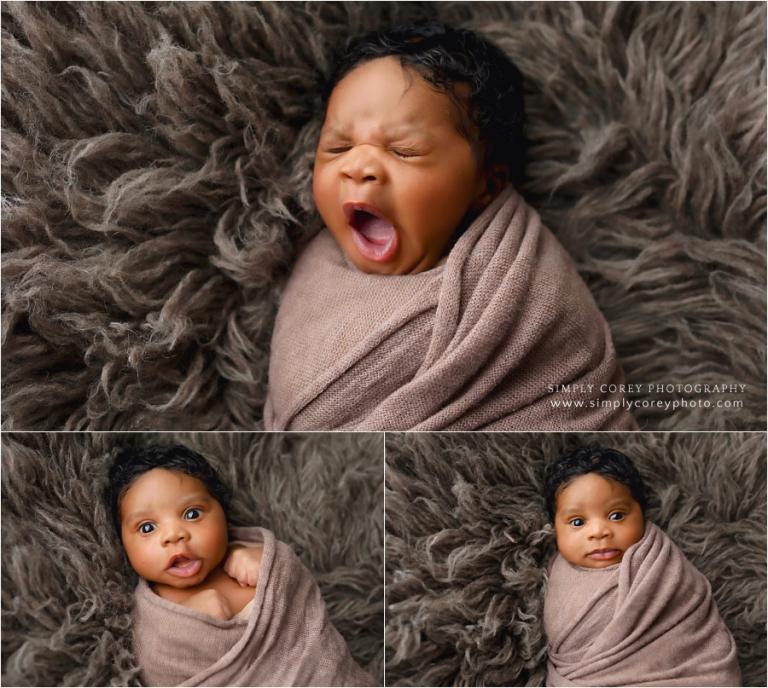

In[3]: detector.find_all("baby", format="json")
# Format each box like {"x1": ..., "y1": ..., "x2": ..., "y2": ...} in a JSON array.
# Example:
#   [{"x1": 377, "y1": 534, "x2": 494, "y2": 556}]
[
  {"x1": 543, "y1": 447, "x2": 741, "y2": 686},
  {"x1": 265, "y1": 22, "x2": 636, "y2": 432},
  {"x1": 108, "y1": 444, "x2": 375, "y2": 687}
]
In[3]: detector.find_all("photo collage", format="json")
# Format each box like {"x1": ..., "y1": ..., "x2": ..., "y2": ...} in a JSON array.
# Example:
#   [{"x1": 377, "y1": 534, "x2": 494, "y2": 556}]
[{"x1": 1, "y1": 2, "x2": 765, "y2": 687}]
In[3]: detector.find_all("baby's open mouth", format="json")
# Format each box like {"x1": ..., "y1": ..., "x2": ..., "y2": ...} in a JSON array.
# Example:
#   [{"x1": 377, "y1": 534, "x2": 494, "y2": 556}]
[
  {"x1": 166, "y1": 554, "x2": 203, "y2": 578},
  {"x1": 343, "y1": 202, "x2": 398, "y2": 262}
]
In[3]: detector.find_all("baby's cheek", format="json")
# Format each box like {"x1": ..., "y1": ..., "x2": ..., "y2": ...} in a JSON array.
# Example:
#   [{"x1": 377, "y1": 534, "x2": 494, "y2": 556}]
[
  {"x1": 203, "y1": 518, "x2": 230, "y2": 569},
  {"x1": 312, "y1": 165, "x2": 336, "y2": 222},
  {"x1": 126, "y1": 544, "x2": 156, "y2": 580},
  {"x1": 404, "y1": 177, "x2": 476, "y2": 232}
]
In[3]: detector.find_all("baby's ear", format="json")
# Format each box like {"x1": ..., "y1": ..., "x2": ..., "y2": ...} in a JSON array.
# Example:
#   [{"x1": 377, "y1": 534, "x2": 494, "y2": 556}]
[{"x1": 472, "y1": 163, "x2": 511, "y2": 210}]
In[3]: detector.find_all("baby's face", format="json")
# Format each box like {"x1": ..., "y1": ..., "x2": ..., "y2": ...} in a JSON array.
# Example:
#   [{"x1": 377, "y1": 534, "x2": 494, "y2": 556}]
[
  {"x1": 119, "y1": 468, "x2": 228, "y2": 588},
  {"x1": 313, "y1": 56, "x2": 489, "y2": 275},
  {"x1": 553, "y1": 473, "x2": 644, "y2": 569}
]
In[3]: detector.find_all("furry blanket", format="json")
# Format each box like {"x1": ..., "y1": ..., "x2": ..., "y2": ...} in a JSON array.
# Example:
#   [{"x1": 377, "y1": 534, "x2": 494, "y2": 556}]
[
  {"x1": 266, "y1": 187, "x2": 635, "y2": 431},
  {"x1": 1, "y1": 432, "x2": 384, "y2": 686},
  {"x1": 134, "y1": 527, "x2": 375, "y2": 687},
  {"x1": 385, "y1": 432, "x2": 766, "y2": 686},
  {"x1": 544, "y1": 522, "x2": 741, "y2": 686},
  {"x1": 2, "y1": 2, "x2": 765, "y2": 430}
]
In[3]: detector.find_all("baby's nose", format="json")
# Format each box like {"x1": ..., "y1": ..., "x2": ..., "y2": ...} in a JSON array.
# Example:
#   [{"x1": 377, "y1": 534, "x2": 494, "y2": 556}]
[
  {"x1": 162, "y1": 526, "x2": 189, "y2": 545},
  {"x1": 589, "y1": 520, "x2": 611, "y2": 538},
  {"x1": 340, "y1": 146, "x2": 386, "y2": 184}
]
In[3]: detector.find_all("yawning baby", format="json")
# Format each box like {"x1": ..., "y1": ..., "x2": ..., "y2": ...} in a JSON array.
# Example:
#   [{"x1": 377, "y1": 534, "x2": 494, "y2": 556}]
[
  {"x1": 265, "y1": 22, "x2": 637, "y2": 431},
  {"x1": 108, "y1": 444, "x2": 375, "y2": 687}
]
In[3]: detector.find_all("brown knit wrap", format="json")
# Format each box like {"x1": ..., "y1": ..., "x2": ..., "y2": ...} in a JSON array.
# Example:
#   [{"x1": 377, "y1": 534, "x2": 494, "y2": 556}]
[
  {"x1": 266, "y1": 187, "x2": 636, "y2": 430},
  {"x1": 544, "y1": 522, "x2": 741, "y2": 687},
  {"x1": 132, "y1": 527, "x2": 376, "y2": 687}
]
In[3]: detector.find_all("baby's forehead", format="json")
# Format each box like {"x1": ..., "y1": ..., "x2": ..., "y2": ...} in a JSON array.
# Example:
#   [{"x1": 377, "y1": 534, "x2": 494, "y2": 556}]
[
  {"x1": 322, "y1": 117, "x2": 428, "y2": 139},
  {"x1": 555, "y1": 472, "x2": 636, "y2": 507},
  {"x1": 324, "y1": 58, "x2": 473, "y2": 135},
  {"x1": 119, "y1": 468, "x2": 210, "y2": 508}
]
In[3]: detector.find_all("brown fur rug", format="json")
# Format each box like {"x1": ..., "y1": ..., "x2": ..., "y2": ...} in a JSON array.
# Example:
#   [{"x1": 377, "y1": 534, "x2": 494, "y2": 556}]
[
  {"x1": 1, "y1": 431, "x2": 384, "y2": 686},
  {"x1": 2, "y1": 2, "x2": 765, "y2": 430},
  {"x1": 385, "y1": 432, "x2": 766, "y2": 686}
]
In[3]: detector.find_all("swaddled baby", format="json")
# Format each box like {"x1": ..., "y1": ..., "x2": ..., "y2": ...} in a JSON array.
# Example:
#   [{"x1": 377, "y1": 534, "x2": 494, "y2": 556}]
[
  {"x1": 265, "y1": 22, "x2": 637, "y2": 432},
  {"x1": 543, "y1": 447, "x2": 741, "y2": 687},
  {"x1": 108, "y1": 445, "x2": 375, "y2": 687}
]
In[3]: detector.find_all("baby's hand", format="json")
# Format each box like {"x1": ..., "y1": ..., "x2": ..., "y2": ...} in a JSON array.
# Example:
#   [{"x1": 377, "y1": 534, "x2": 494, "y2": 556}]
[
  {"x1": 182, "y1": 589, "x2": 232, "y2": 621},
  {"x1": 223, "y1": 544, "x2": 263, "y2": 587}
]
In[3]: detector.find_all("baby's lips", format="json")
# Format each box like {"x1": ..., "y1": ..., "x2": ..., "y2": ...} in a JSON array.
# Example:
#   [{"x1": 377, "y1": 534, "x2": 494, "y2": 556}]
[
  {"x1": 166, "y1": 552, "x2": 203, "y2": 577},
  {"x1": 167, "y1": 552, "x2": 193, "y2": 568},
  {"x1": 586, "y1": 548, "x2": 621, "y2": 560},
  {"x1": 167, "y1": 557, "x2": 203, "y2": 578},
  {"x1": 342, "y1": 200, "x2": 390, "y2": 224}
]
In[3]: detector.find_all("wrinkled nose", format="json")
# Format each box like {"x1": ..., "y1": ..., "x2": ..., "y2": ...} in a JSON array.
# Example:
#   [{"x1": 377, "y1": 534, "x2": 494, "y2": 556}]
[{"x1": 340, "y1": 145, "x2": 386, "y2": 184}]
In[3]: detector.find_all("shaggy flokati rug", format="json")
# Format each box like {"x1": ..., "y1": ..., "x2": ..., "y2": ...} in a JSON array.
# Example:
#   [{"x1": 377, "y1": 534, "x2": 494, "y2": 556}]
[
  {"x1": 385, "y1": 432, "x2": 766, "y2": 686},
  {"x1": 1, "y1": 1, "x2": 765, "y2": 430},
  {"x1": 1, "y1": 431, "x2": 384, "y2": 686}
]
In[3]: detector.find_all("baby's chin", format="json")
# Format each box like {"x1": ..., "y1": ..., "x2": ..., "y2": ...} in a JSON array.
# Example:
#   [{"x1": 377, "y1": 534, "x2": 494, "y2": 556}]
[
  {"x1": 164, "y1": 575, "x2": 205, "y2": 588},
  {"x1": 348, "y1": 255, "x2": 426, "y2": 276}
]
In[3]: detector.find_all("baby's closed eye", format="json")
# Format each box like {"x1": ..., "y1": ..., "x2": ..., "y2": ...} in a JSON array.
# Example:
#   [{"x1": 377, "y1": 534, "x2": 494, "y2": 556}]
[{"x1": 389, "y1": 146, "x2": 423, "y2": 158}]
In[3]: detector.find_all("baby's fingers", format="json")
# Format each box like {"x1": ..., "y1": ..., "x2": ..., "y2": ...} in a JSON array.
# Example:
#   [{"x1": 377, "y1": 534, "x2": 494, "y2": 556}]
[{"x1": 230, "y1": 563, "x2": 251, "y2": 585}]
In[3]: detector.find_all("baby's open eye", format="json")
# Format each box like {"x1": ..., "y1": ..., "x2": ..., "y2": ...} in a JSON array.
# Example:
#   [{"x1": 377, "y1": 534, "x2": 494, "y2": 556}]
[
  {"x1": 569, "y1": 517, "x2": 585, "y2": 527},
  {"x1": 184, "y1": 508, "x2": 202, "y2": 520},
  {"x1": 608, "y1": 512, "x2": 625, "y2": 521},
  {"x1": 139, "y1": 522, "x2": 155, "y2": 534}
]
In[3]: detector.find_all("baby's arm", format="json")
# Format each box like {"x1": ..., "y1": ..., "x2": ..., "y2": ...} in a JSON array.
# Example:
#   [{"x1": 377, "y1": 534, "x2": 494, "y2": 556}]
[{"x1": 224, "y1": 542, "x2": 263, "y2": 587}]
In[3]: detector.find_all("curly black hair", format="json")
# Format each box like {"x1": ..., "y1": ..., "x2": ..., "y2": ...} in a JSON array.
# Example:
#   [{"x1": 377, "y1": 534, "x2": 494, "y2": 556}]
[
  {"x1": 544, "y1": 447, "x2": 648, "y2": 522},
  {"x1": 324, "y1": 21, "x2": 526, "y2": 187},
  {"x1": 107, "y1": 444, "x2": 230, "y2": 538}
]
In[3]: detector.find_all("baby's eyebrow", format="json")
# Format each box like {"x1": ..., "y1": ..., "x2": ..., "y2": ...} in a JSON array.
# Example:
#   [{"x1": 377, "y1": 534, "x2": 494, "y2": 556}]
[
  {"x1": 320, "y1": 122, "x2": 429, "y2": 141},
  {"x1": 122, "y1": 508, "x2": 152, "y2": 524},
  {"x1": 121, "y1": 493, "x2": 212, "y2": 524},
  {"x1": 558, "y1": 498, "x2": 633, "y2": 516},
  {"x1": 320, "y1": 124, "x2": 349, "y2": 138},
  {"x1": 558, "y1": 507, "x2": 585, "y2": 517},
  {"x1": 605, "y1": 496, "x2": 634, "y2": 507},
  {"x1": 176, "y1": 492, "x2": 213, "y2": 505},
  {"x1": 387, "y1": 124, "x2": 428, "y2": 138}
]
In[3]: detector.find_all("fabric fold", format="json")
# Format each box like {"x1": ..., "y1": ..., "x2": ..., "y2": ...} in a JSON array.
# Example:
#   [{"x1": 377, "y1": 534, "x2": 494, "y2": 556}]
[
  {"x1": 266, "y1": 186, "x2": 637, "y2": 431},
  {"x1": 133, "y1": 527, "x2": 376, "y2": 687},
  {"x1": 543, "y1": 522, "x2": 741, "y2": 687}
]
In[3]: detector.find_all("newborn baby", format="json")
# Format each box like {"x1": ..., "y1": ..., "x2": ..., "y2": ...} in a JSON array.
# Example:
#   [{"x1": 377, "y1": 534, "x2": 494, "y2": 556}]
[
  {"x1": 265, "y1": 22, "x2": 636, "y2": 432},
  {"x1": 543, "y1": 447, "x2": 741, "y2": 686},
  {"x1": 109, "y1": 444, "x2": 374, "y2": 687}
]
